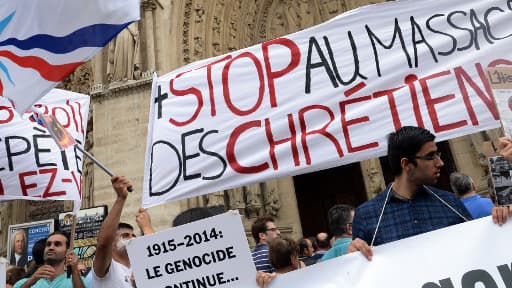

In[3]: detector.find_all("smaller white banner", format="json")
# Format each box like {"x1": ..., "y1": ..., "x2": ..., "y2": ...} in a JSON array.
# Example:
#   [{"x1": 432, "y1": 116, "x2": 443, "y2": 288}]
[
  {"x1": 269, "y1": 217, "x2": 512, "y2": 288},
  {"x1": 127, "y1": 211, "x2": 258, "y2": 288},
  {"x1": 0, "y1": 88, "x2": 89, "y2": 203}
]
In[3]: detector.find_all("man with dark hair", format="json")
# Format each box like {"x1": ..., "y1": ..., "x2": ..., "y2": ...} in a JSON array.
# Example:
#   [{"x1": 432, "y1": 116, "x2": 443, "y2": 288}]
[
  {"x1": 92, "y1": 176, "x2": 154, "y2": 288},
  {"x1": 298, "y1": 238, "x2": 315, "y2": 266},
  {"x1": 256, "y1": 238, "x2": 304, "y2": 287},
  {"x1": 268, "y1": 238, "x2": 302, "y2": 274},
  {"x1": 14, "y1": 232, "x2": 87, "y2": 288},
  {"x1": 349, "y1": 126, "x2": 511, "y2": 260},
  {"x1": 308, "y1": 236, "x2": 318, "y2": 252},
  {"x1": 321, "y1": 204, "x2": 354, "y2": 262},
  {"x1": 251, "y1": 216, "x2": 280, "y2": 273},
  {"x1": 450, "y1": 172, "x2": 493, "y2": 219}
]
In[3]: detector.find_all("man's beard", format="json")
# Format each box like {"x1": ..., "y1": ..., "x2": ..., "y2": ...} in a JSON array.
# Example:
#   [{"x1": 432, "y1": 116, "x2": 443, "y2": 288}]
[{"x1": 45, "y1": 257, "x2": 63, "y2": 266}]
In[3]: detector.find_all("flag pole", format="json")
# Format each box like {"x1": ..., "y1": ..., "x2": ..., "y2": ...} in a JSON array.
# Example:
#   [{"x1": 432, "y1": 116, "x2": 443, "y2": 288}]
[
  {"x1": 32, "y1": 107, "x2": 132, "y2": 192},
  {"x1": 66, "y1": 215, "x2": 77, "y2": 278},
  {"x1": 74, "y1": 144, "x2": 133, "y2": 192},
  {"x1": 74, "y1": 144, "x2": 114, "y2": 176}
]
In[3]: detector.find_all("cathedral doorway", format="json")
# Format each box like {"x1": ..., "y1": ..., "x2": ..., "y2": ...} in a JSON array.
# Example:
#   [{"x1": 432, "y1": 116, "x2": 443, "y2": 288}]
[{"x1": 293, "y1": 162, "x2": 367, "y2": 238}]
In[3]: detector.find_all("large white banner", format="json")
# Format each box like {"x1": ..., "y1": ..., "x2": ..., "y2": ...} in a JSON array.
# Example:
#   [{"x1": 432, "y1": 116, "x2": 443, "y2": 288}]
[
  {"x1": 126, "y1": 211, "x2": 257, "y2": 288},
  {"x1": 0, "y1": 89, "x2": 89, "y2": 204},
  {"x1": 144, "y1": 0, "x2": 510, "y2": 207},
  {"x1": 270, "y1": 217, "x2": 512, "y2": 288}
]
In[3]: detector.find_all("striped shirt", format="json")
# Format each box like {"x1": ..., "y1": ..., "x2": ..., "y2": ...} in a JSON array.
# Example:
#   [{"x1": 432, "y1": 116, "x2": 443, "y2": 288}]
[{"x1": 252, "y1": 243, "x2": 274, "y2": 273}]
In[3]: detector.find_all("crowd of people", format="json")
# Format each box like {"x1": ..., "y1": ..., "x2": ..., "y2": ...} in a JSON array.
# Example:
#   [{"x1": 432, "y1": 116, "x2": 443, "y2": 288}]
[
  {"x1": 255, "y1": 126, "x2": 512, "y2": 287},
  {"x1": 4, "y1": 126, "x2": 512, "y2": 288}
]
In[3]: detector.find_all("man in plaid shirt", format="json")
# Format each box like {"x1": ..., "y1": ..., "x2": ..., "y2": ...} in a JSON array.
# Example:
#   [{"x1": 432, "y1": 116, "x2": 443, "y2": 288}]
[{"x1": 348, "y1": 126, "x2": 511, "y2": 260}]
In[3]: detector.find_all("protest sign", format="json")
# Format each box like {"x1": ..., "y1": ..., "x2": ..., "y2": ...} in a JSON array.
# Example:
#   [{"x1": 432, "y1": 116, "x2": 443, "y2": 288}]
[
  {"x1": 487, "y1": 67, "x2": 512, "y2": 137},
  {"x1": 0, "y1": 0, "x2": 140, "y2": 114},
  {"x1": 143, "y1": 0, "x2": 509, "y2": 207},
  {"x1": 488, "y1": 156, "x2": 512, "y2": 206},
  {"x1": 0, "y1": 89, "x2": 89, "y2": 205},
  {"x1": 269, "y1": 217, "x2": 512, "y2": 288},
  {"x1": 7, "y1": 219, "x2": 54, "y2": 268},
  {"x1": 58, "y1": 206, "x2": 107, "y2": 268},
  {"x1": 127, "y1": 211, "x2": 258, "y2": 288}
]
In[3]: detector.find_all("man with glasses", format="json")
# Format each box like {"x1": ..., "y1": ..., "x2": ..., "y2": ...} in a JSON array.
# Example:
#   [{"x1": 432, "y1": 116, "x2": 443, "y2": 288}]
[
  {"x1": 348, "y1": 126, "x2": 511, "y2": 260},
  {"x1": 92, "y1": 176, "x2": 154, "y2": 288},
  {"x1": 352, "y1": 126, "x2": 471, "y2": 248},
  {"x1": 251, "y1": 216, "x2": 281, "y2": 273}
]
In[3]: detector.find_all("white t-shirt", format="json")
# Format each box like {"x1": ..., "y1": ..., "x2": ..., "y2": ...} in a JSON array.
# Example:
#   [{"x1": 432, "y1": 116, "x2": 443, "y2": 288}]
[{"x1": 92, "y1": 259, "x2": 133, "y2": 288}]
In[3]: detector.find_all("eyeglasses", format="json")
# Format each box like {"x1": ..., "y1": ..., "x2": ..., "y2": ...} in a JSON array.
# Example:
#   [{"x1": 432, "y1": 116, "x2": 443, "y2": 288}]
[
  {"x1": 415, "y1": 151, "x2": 441, "y2": 161},
  {"x1": 266, "y1": 227, "x2": 279, "y2": 232}
]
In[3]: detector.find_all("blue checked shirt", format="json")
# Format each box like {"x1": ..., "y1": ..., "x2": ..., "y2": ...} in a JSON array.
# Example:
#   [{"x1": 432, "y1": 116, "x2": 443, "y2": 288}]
[{"x1": 352, "y1": 185, "x2": 472, "y2": 246}]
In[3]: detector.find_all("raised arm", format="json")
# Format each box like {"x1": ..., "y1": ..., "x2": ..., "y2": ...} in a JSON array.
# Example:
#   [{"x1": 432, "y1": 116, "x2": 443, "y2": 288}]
[
  {"x1": 67, "y1": 249, "x2": 86, "y2": 288},
  {"x1": 93, "y1": 176, "x2": 131, "y2": 277},
  {"x1": 136, "y1": 208, "x2": 155, "y2": 235}
]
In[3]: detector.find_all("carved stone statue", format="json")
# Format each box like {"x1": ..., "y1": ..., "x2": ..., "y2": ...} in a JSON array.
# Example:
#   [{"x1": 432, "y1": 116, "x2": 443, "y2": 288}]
[
  {"x1": 206, "y1": 191, "x2": 225, "y2": 207},
  {"x1": 469, "y1": 129, "x2": 503, "y2": 184},
  {"x1": 262, "y1": 180, "x2": 281, "y2": 217},
  {"x1": 245, "y1": 183, "x2": 263, "y2": 218},
  {"x1": 227, "y1": 187, "x2": 245, "y2": 214},
  {"x1": 470, "y1": 131, "x2": 492, "y2": 170},
  {"x1": 107, "y1": 22, "x2": 140, "y2": 82},
  {"x1": 58, "y1": 63, "x2": 91, "y2": 94}
]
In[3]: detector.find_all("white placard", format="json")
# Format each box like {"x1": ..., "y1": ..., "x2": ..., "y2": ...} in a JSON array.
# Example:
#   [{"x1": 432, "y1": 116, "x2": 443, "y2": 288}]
[
  {"x1": 143, "y1": 0, "x2": 509, "y2": 208},
  {"x1": 127, "y1": 211, "x2": 258, "y2": 288},
  {"x1": 270, "y1": 217, "x2": 512, "y2": 287}
]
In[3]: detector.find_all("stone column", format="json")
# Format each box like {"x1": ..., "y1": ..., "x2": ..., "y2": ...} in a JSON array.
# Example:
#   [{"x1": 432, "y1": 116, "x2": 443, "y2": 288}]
[
  {"x1": 90, "y1": 52, "x2": 104, "y2": 94},
  {"x1": 360, "y1": 158, "x2": 386, "y2": 199},
  {"x1": 143, "y1": 0, "x2": 157, "y2": 73}
]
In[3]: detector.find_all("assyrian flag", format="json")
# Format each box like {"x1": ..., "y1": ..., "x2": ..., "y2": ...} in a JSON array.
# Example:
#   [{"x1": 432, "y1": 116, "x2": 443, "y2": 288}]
[{"x1": 0, "y1": 0, "x2": 140, "y2": 114}]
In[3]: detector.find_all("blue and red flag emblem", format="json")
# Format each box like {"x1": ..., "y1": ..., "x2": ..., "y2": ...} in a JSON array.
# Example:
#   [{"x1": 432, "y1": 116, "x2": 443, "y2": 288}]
[{"x1": 0, "y1": 0, "x2": 140, "y2": 113}]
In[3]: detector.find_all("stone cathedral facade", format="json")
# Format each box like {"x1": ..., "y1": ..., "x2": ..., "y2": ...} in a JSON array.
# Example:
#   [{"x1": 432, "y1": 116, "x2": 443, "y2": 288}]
[{"x1": 0, "y1": 0, "x2": 500, "y2": 255}]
